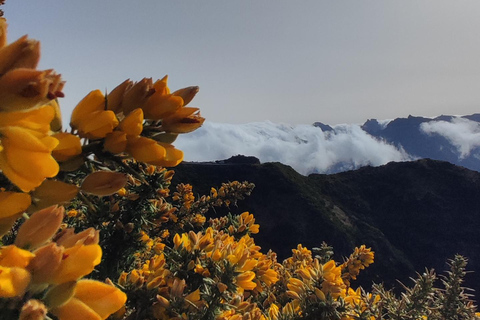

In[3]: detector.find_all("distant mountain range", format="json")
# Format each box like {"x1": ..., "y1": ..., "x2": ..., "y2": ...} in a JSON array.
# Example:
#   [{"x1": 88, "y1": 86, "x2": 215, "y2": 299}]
[
  {"x1": 176, "y1": 114, "x2": 480, "y2": 175},
  {"x1": 173, "y1": 158, "x2": 480, "y2": 295},
  {"x1": 316, "y1": 113, "x2": 480, "y2": 172},
  {"x1": 362, "y1": 114, "x2": 480, "y2": 171}
]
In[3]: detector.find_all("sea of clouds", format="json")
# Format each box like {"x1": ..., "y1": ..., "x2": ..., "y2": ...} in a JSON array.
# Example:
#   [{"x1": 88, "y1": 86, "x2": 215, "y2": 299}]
[
  {"x1": 175, "y1": 121, "x2": 412, "y2": 175},
  {"x1": 420, "y1": 118, "x2": 480, "y2": 159}
]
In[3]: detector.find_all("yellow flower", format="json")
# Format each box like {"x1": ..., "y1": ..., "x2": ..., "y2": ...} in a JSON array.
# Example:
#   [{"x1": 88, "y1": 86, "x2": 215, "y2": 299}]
[
  {"x1": 161, "y1": 107, "x2": 205, "y2": 133},
  {"x1": 154, "y1": 142, "x2": 184, "y2": 167},
  {"x1": 104, "y1": 108, "x2": 143, "y2": 154},
  {"x1": 118, "y1": 107, "x2": 144, "y2": 136},
  {"x1": 0, "y1": 245, "x2": 35, "y2": 268},
  {"x1": 125, "y1": 136, "x2": 167, "y2": 166},
  {"x1": 0, "y1": 104, "x2": 55, "y2": 134},
  {"x1": 0, "y1": 191, "x2": 31, "y2": 219},
  {"x1": 0, "y1": 265, "x2": 31, "y2": 298},
  {"x1": 0, "y1": 125, "x2": 59, "y2": 192},
  {"x1": 142, "y1": 76, "x2": 184, "y2": 120},
  {"x1": 51, "y1": 279, "x2": 127, "y2": 320},
  {"x1": 0, "y1": 245, "x2": 33, "y2": 298},
  {"x1": 104, "y1": 108, "x2": 184, "y2": 167},
  {"x1": 70, "y1": 90, "x2": 118, "y2": 139},
  {"x1": 51, "y1": 243, "x2": 102, "y2": 284},
  {"x1": 235, "y1": 271, "x2": 257, "y2": 292},
  {"x1": 52, "y1": 132, "x2": 82, "y2": 162}
]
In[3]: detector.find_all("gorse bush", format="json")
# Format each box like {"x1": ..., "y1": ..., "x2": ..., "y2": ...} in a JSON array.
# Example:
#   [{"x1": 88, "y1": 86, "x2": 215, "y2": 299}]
[{"x1": 0, "y1": 7, "x2": 479, "y2": 320}]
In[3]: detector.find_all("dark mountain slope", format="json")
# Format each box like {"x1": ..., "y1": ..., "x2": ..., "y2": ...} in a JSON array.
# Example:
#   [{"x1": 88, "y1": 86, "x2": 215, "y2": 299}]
[{"x1": 172, "y1": 158, "x2": 480, "y2": 293}]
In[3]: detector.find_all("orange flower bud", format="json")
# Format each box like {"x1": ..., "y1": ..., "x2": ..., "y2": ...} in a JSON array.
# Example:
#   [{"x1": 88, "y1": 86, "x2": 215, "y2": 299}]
[
  {"x1": 172, "y1": 86, "x2": 199, "y2": 106},
  {"x1": 0, "y1": 35, "x2": 40, "y2": 74},
  {"x1": 30, "y1": 180, "x2": 79, "y2": 212},
  {"x1": 55, "y1": 227, "x2": 99, "y2": 248},
  {"x1": 106, "y1": 79, "x2": 133, "y2": 113},
  {"x1": 15, "y1": 206, "x2": 65, "y2": 250},
  {"x1": 81, "y1": 171, "x2": 128, "y2": 196},
  {"x1": 161, "y1": 107, "x2": 205, "y2": 133},
  {"x1": 0, "y1": 68, "x2": 62, "y2": 112},
  {"x1": 122, "y1": 78, "x2": 153, "y2": 115}
]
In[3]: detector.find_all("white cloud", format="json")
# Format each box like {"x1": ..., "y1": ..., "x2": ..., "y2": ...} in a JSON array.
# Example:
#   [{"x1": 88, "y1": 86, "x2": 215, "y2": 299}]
[
  {"x1": 420, "y1": 118, "x2": 480, "y2": 159},
  {"x1": 175, "y1": 121, "x2": 411, "y2": 175}
]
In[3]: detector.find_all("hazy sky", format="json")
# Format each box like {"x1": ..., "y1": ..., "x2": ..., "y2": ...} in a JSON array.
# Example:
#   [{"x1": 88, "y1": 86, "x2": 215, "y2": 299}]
[{"x1": 4, "y1": 1, "x2": 480, "y2": 125}]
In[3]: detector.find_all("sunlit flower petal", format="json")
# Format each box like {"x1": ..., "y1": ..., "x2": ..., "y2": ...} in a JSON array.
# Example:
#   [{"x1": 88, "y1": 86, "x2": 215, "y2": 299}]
[
  {"x1": 153, "y1": 143, "x2": 183, "y2": 167},
  {"x1": 52, "y1": 244, "x2": 102, "y2": 284},
  {"x1": 0, "y1": 126, "x2": 59, "y2": 192},
  {"x1": 0, "y1": 266, "x2": 31, "y2": 298},
  {"x1": 0, "y1": 104, "x2": 55, "y2": 134},
  {"x1": 76, "y1": 110, "x2": 119, "y2": 140},
  {"x1": 0, "y1": 245, "x2": 35, "y2": 268},
  {"x1": 52, "y1": 132, "x2": 82, "y2": 162},
  {"x1": 70, "y1": 90, "x2": 105, "y2": 129},
  {"x1": 73, "y1": 279, "x2": 127, "y2": 319},
  {"x1": 51, "y1": 297, "x2": 102, "y2": 320},
  {"x1": 125, "y1": 136, "x2": 166, "y2": 166}
]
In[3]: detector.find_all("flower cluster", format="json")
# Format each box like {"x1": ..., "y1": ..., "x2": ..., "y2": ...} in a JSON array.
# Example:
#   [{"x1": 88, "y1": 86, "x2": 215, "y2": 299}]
[{"x1": 0, "y1": 13, "x2": 203, "y2": 320}]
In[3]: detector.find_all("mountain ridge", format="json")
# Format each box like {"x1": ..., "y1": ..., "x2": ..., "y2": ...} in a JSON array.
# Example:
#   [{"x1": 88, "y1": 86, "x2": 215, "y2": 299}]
[{"x1": 172, "y1": 157, "x2": 480, "y2": 294}]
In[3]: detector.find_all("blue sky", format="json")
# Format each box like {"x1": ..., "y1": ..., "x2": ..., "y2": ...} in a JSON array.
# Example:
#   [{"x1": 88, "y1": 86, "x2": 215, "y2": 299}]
[{"x1": 4, "y1": 1, "x2": 480, "y2": 125}]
